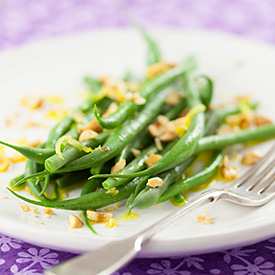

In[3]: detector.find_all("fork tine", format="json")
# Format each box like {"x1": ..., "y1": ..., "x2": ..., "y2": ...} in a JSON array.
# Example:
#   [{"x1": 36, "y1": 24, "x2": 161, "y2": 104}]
[
  {"x1": 256, "y1": 170, "x2": 275, "y2": 194},
  {"x1": 234, "y1": 143, "x2": 275, "y2": 188},
  {"x1": 239, "y1": 159, "x2": 275, "y2": 191}
]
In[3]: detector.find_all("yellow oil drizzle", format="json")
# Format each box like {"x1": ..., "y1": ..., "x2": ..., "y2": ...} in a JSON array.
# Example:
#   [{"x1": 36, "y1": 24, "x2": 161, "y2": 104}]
[
  {"x1": 116, "y1": 212, "x2": 140, "y2": 222},
  {"x1": 171, "y1": 150, "x2": 236, "y2": 206}
]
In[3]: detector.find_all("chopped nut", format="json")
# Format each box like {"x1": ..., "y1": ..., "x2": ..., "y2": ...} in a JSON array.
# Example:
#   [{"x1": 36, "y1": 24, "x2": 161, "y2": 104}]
[
  {"x1": 44, "y1": 214, "x2": 51, "y2": 219},
  {"x1": 79, "y1": 129, "x2": 99, "y2": 142},
  {"x1": 226, "y1": 114, "x2": 251, "y2": 129},
  {"x1": 43, "y1": 208, "x2": 54, "y2": 215},
  {"x1": 147, "y1": 177, "x2": 163, "y2": 188},
  {"x1": 221, "y1": 155, "x2": 238, "y2": 181},
  {"x1": 20, "y1": 95, "x2": 43, "y2": 110},
  {"x1": 86, "y1": 210, "x2": 113, "y2": 222},
  {"x1": 147, "y1": 61, "x2": 175, "y2": 79},
  {"x1": 131, "y1": 148, "x2": 141, "y2": 157},
  {"x1": 82, "y1": 118, "x2": 102, "y2": 133},
  {"x1": 102, "y1": 102, "x2": 118, "y2": 118},
  {"x1": 111, "y1": 159, "x2": 126, "y2": 174},
  {"x1": 197, "y1": 215, "x2": 213, "y2": 225},
  {"x1": 217, "y1": 124, "x2": 233, "y2": 135},
  {"x1": 241, "y1": 150, "x2": 262, "y2": 166},
  {"x1": 106, "y1": 187, "x2": 119, "y2": 195},
  {"x1": 0, "y1": 196, "x2": 8, "y2": 199},
  {"x1": 125, "y1": 93, "x2": 146, "y2": 105},
  {"x1": 148, "y1": 115, "x2": 177, "y2": 142},
  {"x1": 30, "y1": 206, "x2": 37, "y2": 213},
  {"x1": 20, "y1": 205, "x2": 31, "y2": 212},
  {"x1": 253, "y1": 115, "x2": 273, "y2": 127},
  {"x1": 145, "y1": 154, "x2": 162, "y2": 167},
  {"x1": 165, "y1": 91, "x2": 183, "y2": 106},
  {"x1": 197, "y1": 207, "x2": 213, "y2": 225},
  {"x1": 68, "y1": 215, "x2": 84, "y2": 229}
]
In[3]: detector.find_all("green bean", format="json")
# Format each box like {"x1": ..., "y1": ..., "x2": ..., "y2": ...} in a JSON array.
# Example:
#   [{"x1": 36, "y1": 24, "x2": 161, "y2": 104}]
[
  {"x1": 24, "y1": 160, "x2": 58, "y2": 201},
  {"x1": 158, "y1": 151, "x2": 224, "y2": 203},
  {"x1": 102, "y1": 144, "x2": 157, "y2": 189},
  {"x1": 129, "y1": 157, "x2": 194, "y2": 210},
  {"x1": 56, "y1": 170, "x2": 91, "y2": 189},
  {"x1": 9, "y1": 173, "x2": 25, "y2": 188},
  {"x1": 49, "y1": 86, "x2": 172, "y2": 173},
  {"x1": 0, "y1": 141, "x2": 55, "y2": 164},
  {"x1": 194, "y1": 75, "x2": 213, "y2": 109},
  {"x1": 84, "y1": 76, "x2": 102, "y2": 96},
  {"x1": 93, "y1": 56, "x2": 197, "y2": 129},
  {"x1": 173, "y1": 193, "x2": 186, "y2": 205},
  {"x1": 8, "y1": 176, "x2": 145, "y2": 210},
  {"x1": 204, "y1": 102, "x2": 258, "y2": 136},
  {"x1": 196, "y1": 125, "x2": 275, "y2": 153},
  {"x1": 47, "y1": 116, "x2": 75, "y2": 148},
  {"x1": 140, "y1": 29, "x2": 162, "y2": 66},
  {"x1": 40, "y1": 175, "x2": 50, "y2": 195},
  {"x1": 94, "y1": 75, "x2": 205, "y2": 179},
  {"x1": 45, "y1": 131, "x2": 109, "y2": 173},
  {"x1": 15, "y1": 124, "x2": 275, "y2": 188}
]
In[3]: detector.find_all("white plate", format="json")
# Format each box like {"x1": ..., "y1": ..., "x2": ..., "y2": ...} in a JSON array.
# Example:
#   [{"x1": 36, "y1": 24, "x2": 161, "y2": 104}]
[{"x1": 0, "y1": 29, "x2": 274, "y2": 257}]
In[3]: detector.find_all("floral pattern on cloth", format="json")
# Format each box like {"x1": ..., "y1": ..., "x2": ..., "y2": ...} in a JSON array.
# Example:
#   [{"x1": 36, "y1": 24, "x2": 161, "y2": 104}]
[
  {"x1": 2, "y1": 234, "x2": 275, "y2": 275},
  {"x1": 1, "y1": 0, "x2": 275, "y2": 274}
]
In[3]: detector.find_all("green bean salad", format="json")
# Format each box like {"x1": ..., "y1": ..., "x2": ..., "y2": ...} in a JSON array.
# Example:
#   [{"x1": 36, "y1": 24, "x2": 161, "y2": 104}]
[{"x1": 2, "y1": 31, "x2": 275, "y2": 232}]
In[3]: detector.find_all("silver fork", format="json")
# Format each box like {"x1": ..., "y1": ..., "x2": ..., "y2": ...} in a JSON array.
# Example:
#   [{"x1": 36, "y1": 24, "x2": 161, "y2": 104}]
[{"x1": 45, "y1": 143, "x2": 275, "y2": 275}]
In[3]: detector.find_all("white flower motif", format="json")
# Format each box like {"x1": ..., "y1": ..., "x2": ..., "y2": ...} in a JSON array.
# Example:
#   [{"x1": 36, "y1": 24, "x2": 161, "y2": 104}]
[
  {"x1": 0, "y1": 259, "x2": 5, "y2": 265},
  {"x1": 10, "y1": 264, "x2": 41, "y2": 275},
  {"x1": 147, "y1": 260, "x2": 191, "y2": 275},
  {"x1": 0, "y1": 234, "x2": 22, "y2": 252},
  {"x1": 231, "y1": 256, "x2": 274, "y2": 275},
  {"x1": 16, "y1": 248, "x2": 59, "y2": 269}
]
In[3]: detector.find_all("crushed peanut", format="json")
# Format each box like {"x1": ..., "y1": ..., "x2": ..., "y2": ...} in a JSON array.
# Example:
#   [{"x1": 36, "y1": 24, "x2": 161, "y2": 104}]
[
  {"x1": 145, "y1": 153, "x2": 162, "y2": 167},
  {"x1": 73, "y1": 112, "x2": 85, "y2": 123},
  {"x1": 241, "y1": 150, "x2": 262, "y2": 166},
  {"x1": 0, "y1": 196, "x2": 8, "y2": 199},
  {"x1": 68, "y1": 215, "x2": 84, "y2": 229},
  {"x1": 79, "y1": 129, "x2": 99, "y2": 142},
  {"x1": 82, "y1": 118, "x2": 102, "y2": 133},
  {"x1": 20, "y1": 205, "x2": 31, "y2": 212},
  {"x1": 86, "y1": 210, "x2": 113, "y2": 222},
  {"x1": 131, "y1": 148, "x2": 141, "y2": 157},
  {"x1": 226, "y1": 114, "x2": 251, "y2": 129},
  {"x1": 253, "y1": 115, "x2": 273, "y2": 127},
  {"x1": 106, "y1": 187, "x2": 119, "y2": 196},
  {"x1": 30, "y1": 206, "x2": 37, "y2": 213},
  {"x1": 124, "y1": 93, "x2": 146, "y2": 105},
  {"x1": 20, "y1": 95, "x2": 43, "y2": 110},
  {"x1": 43, "y1": 208, "x2": 54, "y2": 215},
  {"x1": 165, "y1": 91, "x2": 183, "y2": 106},
  {"x1": 221, "y1": 155, "x2": 238, "y2": 181},
  {"x1": 43, "y1": 214, "x2": 51, "y2": 219},
  {"x1": 102, "y1": 102, "x2": 118, "y2": 118},
  {"x1": 146, "y1": 61, "x2": 175, "y2": 79},
  {"x1": 197, "y1": 208, "x2": 213, "y2": 225},
  {"x1": 111, "y1": 159, "x2": 126, "y2": 174},
  {"x1": 147, "y1": 177, "x2": 163, "y2": 188},
  {"x1": 148, "y1": 115, "x2": 177, "y2": 142}
]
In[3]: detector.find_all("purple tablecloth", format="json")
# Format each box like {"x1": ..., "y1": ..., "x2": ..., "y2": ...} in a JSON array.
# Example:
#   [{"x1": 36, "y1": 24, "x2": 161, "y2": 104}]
[{"x1": 1, "y1": 0, "x2": 275, "y2": 274}]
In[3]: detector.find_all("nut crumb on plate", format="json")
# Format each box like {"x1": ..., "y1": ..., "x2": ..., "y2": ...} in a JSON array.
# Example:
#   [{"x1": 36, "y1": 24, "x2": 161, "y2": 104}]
[
  {"x1": 86, "y1": 210, "x2": 113, "y2": 222},
  {"x1": 241, "y1": 150, "x2": 262, "y2": 166},
  {"x1": 68, "y1": 215, "x2": 84, "y2": 229}
]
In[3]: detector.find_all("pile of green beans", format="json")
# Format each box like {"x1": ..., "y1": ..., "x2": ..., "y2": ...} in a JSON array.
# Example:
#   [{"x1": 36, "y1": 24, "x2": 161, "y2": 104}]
[{"x1": 3, "y1": 30, "x2": 275, "y2": 234}]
